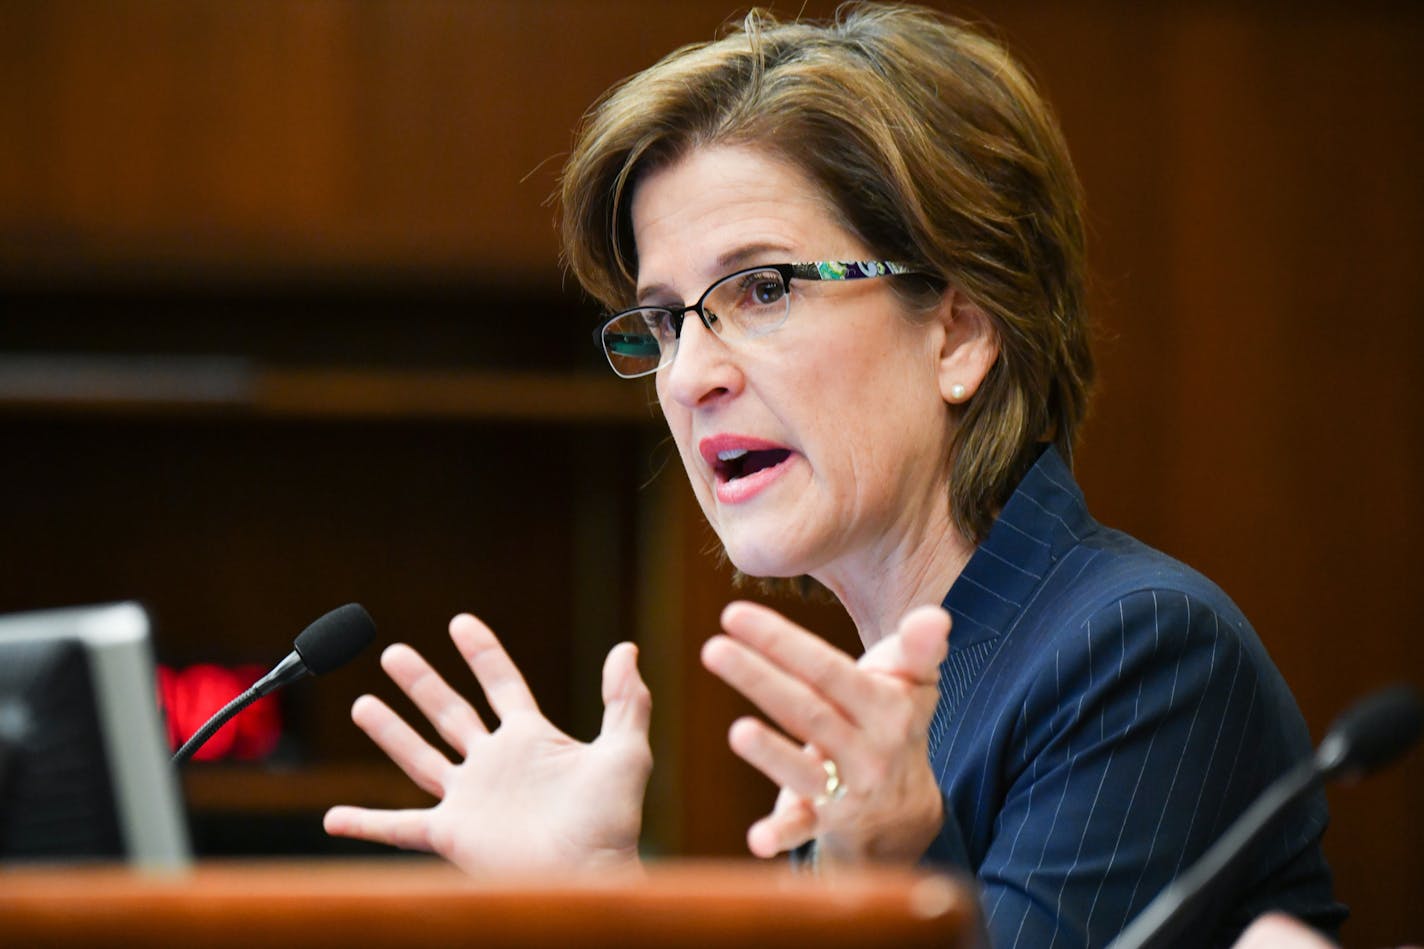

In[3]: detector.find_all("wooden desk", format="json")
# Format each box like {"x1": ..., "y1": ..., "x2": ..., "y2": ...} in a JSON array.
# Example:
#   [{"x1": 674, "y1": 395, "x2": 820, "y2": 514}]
[{"x1": 0, "y1": 859, "x2": 979, "y2": 948}]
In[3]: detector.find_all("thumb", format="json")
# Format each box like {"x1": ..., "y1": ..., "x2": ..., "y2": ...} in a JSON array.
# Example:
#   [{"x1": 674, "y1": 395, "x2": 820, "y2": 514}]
[
  {"x1": 858, "y1": 605, "x2": 951, "y2": 685},
  {"x1": 600, "y1": 641, "x2": 652, "y2": 738}
]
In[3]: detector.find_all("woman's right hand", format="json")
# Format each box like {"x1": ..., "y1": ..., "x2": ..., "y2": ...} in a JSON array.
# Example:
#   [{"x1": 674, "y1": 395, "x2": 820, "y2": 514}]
[{"x1": 323, "y1": 612, "x2": 653, "y2": 876}]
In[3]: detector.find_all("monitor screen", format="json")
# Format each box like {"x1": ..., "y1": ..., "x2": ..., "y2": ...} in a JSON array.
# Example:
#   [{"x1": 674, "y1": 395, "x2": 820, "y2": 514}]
[{"x1": 0, "y1": 602, "x2": 191, "y2": 870}]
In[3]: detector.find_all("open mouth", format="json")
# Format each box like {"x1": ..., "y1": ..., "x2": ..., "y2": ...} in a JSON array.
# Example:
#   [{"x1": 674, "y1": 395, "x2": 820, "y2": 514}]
[{"x1": 714, "y1": 447, "x2": 792, "y2": 482}]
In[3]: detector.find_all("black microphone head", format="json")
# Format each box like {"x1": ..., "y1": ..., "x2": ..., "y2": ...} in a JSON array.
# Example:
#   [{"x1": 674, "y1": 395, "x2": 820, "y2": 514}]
[
  {"x1": 1315, "y1": 684, "x2": 1423, "y2": 779},
  {"x1": 293, "y1": 603, "x2": 376, "y2": 676}
]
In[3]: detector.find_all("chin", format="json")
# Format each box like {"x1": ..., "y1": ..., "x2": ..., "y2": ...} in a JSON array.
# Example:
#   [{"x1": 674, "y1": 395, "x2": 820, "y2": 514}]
[{"x1": 718, "y1": 531, "x2": 813, "y2": 581}]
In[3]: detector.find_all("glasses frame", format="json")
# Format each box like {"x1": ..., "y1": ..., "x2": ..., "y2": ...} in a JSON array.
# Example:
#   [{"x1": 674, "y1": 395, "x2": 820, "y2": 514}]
[{"x1": 594, "y1": 259, "x2": 920, "y2": 379}]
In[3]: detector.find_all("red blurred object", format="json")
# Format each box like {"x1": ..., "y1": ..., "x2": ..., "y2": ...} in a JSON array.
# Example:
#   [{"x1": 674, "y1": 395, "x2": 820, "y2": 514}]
[
  {"x1": 155, "y1": 663, "x2": 284, "y2": 761},
  {"x1": 228, "y1": 664, "x2": 282, "y2": 760},
  {"x1": 154, "y1": 664, "x2": 182, "y2": 750}
]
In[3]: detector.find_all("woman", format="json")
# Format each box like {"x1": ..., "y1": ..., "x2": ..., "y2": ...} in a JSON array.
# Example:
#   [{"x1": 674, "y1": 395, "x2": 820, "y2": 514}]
[{"x1": 325, "y1": 5, "x2": 1345, "y2": 944}]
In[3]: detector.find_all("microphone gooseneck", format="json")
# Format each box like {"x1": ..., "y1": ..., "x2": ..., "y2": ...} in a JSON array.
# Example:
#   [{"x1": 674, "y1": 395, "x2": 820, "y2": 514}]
[
  {"x1": 171, "y1": 603, "x2": 376, "y2": 764},
  {"x1": 1107, "y1": 683, "x2": 1423, "y2": 949}
]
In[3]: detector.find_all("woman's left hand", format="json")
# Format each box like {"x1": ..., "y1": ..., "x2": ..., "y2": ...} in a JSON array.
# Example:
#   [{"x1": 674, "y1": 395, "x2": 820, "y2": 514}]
[{"x1": 700, "y1": 600, "x2": 950, "y2": 868}]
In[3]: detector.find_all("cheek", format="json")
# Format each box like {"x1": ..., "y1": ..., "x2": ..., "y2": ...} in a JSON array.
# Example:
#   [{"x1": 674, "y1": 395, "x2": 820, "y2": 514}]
[
  {"x1": 814, "y1": 342, "x2": 945, "y2": 484},
  {"x1": 654, "y1": 389, "x2": 701, "y2": 479},
  {"x1": 654, "y1": 376, "x2": 683, "y2": 435}
]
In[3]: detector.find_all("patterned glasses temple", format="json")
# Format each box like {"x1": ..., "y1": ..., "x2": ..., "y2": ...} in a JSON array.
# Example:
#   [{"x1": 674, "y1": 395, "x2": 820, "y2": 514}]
[{"x1": 790, "y1": 260, "x2": 916, "y2": 281}]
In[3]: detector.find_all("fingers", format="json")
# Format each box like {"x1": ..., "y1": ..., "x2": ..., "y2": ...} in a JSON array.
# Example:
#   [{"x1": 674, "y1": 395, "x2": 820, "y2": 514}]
[
  {"x1": 447, "y1": 613, "x2": 541, "y2": 722},
  {"x1": 717, "y1": 601, "x2": 879, "y2": 715},
  {"x1": 702, "y1": 632, "x2": 859, "y2": 754},
  {"x1": 747, "y1": 793, "x2": 818, "y2": 859},
  {"x1": 351, "y1": 693, "x2": 452, "y2": 798},
  {"x1": 704, "y1": 601, "x2": 942, "y2": 773},
  {"x1": 712, "y1": 602, "x2": 951, "y2": 867},
  {"x1": 323, "y1": 805, "x2": 436, "y2": 853},
  {"x1": 727, "y1": 716, "x2": 827, "y2": 801},
  {"x1": 380, "y1": 643, "x2": 488, "y2": 756},
  {"x1": 858, "y1": 605, "x2": 951, "y2": 685},
  {"x1": 600, "y1": 641, "x2": 652, "y2": 738}
]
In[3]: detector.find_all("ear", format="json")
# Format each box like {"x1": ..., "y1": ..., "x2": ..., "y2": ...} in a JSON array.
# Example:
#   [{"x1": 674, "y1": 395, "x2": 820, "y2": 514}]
[{"x1": 933, "y1": 289, "x2": 1000, "y2": 405}]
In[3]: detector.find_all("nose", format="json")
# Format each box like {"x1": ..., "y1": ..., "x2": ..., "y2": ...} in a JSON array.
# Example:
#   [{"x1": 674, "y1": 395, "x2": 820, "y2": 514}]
[{"x1": 658, "y1": 308, "x2": 743, "y2": 409}]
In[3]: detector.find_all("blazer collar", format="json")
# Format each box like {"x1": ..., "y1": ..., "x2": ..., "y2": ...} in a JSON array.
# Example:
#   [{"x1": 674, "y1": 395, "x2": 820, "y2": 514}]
[{"x1": 941, "y1": 444, "x2": 1096, "y2": 648}]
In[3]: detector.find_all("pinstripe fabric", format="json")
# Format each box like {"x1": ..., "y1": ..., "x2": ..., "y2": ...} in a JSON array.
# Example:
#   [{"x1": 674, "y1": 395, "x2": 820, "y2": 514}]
[{"x1": 924, "y1": 446, "x2": 1345, "y2": 948}]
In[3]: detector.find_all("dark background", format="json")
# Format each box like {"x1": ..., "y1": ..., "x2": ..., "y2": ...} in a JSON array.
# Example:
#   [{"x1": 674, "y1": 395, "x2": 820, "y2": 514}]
[{"x1": 1, "y1": 2, "x2": 1419, "y2": 944}]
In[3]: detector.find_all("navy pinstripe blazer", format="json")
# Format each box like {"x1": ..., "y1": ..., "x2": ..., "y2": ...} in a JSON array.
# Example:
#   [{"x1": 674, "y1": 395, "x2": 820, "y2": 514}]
[{"x1": 926, "y1": 445, "x2": 1346, "y2": 947}]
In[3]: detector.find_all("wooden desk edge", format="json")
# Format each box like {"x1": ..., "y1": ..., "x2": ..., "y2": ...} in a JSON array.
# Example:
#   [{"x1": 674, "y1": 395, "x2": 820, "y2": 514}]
[{"x1": 0, "y1": 858, "x2": 979, "y2": 948}]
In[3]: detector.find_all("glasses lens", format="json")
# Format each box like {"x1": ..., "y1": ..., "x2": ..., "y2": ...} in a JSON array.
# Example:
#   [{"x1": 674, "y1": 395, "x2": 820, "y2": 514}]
[
  {"x1": 603, "y1": 308, "x2": 670, "y2": 378},
  {"x1": 704, "y1": 268, "x2": 790, "y2": 339}
]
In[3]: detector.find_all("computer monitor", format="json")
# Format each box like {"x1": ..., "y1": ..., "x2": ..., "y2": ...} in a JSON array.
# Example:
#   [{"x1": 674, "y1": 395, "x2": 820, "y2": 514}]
[{"x1": 0, "y1": 602, "x2": 191, "y2": 870}]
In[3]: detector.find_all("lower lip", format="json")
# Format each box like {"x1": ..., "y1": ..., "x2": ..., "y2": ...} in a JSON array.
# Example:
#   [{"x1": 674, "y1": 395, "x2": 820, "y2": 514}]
[{"x1": 714, "y1": 453, "x2": 797, "y2": 504}]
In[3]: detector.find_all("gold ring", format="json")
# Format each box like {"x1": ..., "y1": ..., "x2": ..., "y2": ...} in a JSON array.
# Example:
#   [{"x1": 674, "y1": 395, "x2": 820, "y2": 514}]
[{"x1": 816, "y1": 758, "x2": 848, "y2": 805}]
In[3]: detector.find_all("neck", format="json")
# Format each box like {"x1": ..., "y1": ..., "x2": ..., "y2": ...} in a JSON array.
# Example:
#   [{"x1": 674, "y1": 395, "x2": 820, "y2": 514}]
[{"x1": 814, "y1": 510, "x2": 976, "y2": 651}]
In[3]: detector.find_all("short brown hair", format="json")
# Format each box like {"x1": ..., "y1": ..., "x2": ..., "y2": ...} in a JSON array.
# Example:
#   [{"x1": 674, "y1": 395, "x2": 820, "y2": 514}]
[{"x1": 561, "y1": 3, "x2": 1093, "y2": 545}]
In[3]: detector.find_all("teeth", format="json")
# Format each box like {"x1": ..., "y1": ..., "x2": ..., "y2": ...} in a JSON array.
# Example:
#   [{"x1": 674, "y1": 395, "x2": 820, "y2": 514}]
[{"x1": 717, "y1": 448, "x2": 749, "y2": 462}]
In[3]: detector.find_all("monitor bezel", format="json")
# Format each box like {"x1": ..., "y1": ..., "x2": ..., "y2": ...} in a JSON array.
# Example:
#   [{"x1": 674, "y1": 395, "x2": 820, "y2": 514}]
[{"x1": 0, "y1": 601, "x2": 191, "y2": 871}]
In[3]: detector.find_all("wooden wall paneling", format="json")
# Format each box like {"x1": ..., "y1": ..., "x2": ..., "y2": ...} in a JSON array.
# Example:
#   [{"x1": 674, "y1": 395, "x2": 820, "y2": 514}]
[
  {"x1": 1150, "y1": 8, "x2": 1424, "y2": 945},
  {"x1": 649, "y1": 471, "x2": 765, "y2": 858},
  {"x1": 982, "y1": 2, "x2": 1184, "y2": 540},
  {"x1": 0, "y1": 0, "x2": 832, "y2": 283}
]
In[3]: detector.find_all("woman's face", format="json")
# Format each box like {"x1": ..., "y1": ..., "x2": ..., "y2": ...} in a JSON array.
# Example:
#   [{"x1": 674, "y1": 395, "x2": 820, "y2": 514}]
[{"x1": 633, "y1": 145, "x2": 975, "y2": 587}]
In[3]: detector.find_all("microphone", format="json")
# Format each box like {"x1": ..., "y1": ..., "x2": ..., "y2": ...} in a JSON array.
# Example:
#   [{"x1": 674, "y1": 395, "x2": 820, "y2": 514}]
[
  {"x1": 1107, "y1": 684, "x2": 1423, "y2": 949},
  {"x1": 1313, "y1": 685, "x2": 1424, "y2": 779},
  {"x1": 171, "y1": 604, "x2": 376, "y2": 764}
]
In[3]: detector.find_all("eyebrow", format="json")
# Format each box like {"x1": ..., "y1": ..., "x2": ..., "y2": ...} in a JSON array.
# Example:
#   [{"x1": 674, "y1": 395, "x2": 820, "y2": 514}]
[{"x1": 636, "y1": 241, "x2": 795, "y2": 305}]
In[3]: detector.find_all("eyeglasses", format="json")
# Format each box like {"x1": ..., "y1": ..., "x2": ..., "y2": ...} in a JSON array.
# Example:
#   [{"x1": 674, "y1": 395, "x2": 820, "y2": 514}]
[{"x1": 594, "y1": 259, "x2": 919, "y2": 379}]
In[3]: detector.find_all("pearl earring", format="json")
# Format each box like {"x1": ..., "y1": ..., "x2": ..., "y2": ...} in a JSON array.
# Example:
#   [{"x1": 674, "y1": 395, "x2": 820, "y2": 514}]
[{"x1": 949, "y1": 384, "x2": 967, "y2": 401}]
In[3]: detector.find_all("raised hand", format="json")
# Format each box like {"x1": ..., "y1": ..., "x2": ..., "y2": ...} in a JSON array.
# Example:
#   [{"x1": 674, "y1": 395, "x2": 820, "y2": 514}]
[
  {"x1": 1231, "y1": 914, "x2": 1338, "y2": 948},
  {"x1": 324, "y1": 612, "x2": 653, "y2": 876},
  {"x1": 700, "y1": 601, "x2": 949, "y2": 868}
]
